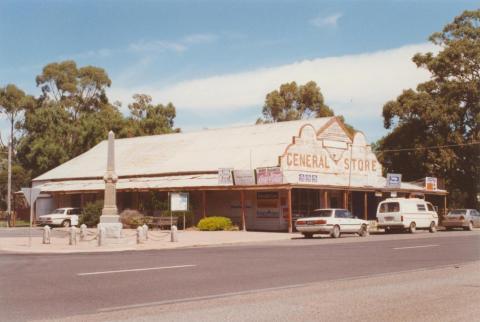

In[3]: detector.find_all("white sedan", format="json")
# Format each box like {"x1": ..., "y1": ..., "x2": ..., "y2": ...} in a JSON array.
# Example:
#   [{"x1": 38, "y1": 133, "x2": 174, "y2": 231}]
[{"x1": 295, "y1": 208, "x2": 369, "y2": 238}]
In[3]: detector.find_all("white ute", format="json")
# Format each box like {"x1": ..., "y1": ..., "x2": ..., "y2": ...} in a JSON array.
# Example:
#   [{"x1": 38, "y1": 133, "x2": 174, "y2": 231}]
[
  {"x1": 376, "y1": 198, "x2": 438, "y2": 233},
  {"x1": 37, "y1": 208, "x2": 81, "y2": 227}
]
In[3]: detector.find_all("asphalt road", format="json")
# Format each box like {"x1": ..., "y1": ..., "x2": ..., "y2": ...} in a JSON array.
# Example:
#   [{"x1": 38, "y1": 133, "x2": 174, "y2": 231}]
[{"x1": 1, "y1": 231, "x2": 479, "y2": 322}]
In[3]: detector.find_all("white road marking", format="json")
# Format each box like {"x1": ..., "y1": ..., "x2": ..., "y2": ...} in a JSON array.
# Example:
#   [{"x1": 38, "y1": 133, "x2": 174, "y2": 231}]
[
  {"x1": 77, "y1": 264, "x2": 196, "y2": 276},
  {"x1": 393, "y1": 244, "x2": 439, "y2": 250},
  {"x1": 97, "y1": 261, "x2": 471, "y2": 313}
]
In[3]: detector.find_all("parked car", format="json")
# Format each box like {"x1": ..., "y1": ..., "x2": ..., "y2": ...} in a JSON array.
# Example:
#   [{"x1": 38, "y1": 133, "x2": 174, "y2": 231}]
[
  {"x1": 442, "y1": 209, "x2": 480, "y2": 231},
  {"x1": 295, "y1": 208, "x2": 369, "y2": 238},
  {"x1": 37, "y1": 208, "x2": 81, "y2": 227},
  {"x1": 376, "y1": 198, "x2": 438, "y2": 233}
]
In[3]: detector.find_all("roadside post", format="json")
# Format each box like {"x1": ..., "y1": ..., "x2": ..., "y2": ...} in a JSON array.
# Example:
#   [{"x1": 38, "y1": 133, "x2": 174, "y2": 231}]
[{"x1": 21, "y1": 187, "x2": 41, "y2": 247}]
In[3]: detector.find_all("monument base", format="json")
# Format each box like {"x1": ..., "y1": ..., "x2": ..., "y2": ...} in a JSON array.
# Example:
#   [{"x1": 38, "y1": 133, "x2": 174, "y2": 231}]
[{"x1": 99, "y1": 215, "x2": 122, "y2": 238}]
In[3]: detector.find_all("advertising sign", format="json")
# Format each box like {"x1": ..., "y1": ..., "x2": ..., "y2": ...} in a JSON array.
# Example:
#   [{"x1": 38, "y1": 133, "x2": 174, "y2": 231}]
[
  {"x1": 386, "y1": 173, "x2": 402, "y2": 188},
  {"x1": 256, "y1": 167, "x2": 283, "y2": 185},
  {"x1": 298, "y1": 173, "x2": 319, "y2": 183},
  {"x1": 170, "y1": 192, "x2": 189, "y2": 211},
  {"x1": 256, "y1": 192, "x2": 280, "y2": 218},
  {"x1": 425, "y1": 177, "x2": 437, "y2": 191},
  {"x1": 233, "y1": 170, "x2": 256, "y2": 185},
  {"x1": 218, "y1": 168, "x2": 234, "y2": 185}
]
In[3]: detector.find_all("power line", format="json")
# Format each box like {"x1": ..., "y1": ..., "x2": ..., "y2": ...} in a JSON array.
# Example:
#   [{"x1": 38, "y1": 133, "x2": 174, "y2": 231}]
[{"x1": 377, "y1": 141, "x2": 480, "y2": 153}]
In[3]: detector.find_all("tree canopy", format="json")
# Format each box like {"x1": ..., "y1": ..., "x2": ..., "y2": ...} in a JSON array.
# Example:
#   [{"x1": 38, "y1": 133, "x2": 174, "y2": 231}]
[
  {"x1": 377, "y1": 9, "x2": 480, "y2": 208},
  {"x1": 257, "y1": 81, "x2": 334, "y2": 123},
  {"x1": 0, "y1": 60, "x2": 180, "y2": 201}
]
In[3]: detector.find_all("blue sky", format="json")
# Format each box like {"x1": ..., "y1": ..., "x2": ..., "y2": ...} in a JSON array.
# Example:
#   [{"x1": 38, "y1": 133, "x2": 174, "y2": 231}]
[{"x1": 0, "y1": 0, "x2": 477, "y2": 142}]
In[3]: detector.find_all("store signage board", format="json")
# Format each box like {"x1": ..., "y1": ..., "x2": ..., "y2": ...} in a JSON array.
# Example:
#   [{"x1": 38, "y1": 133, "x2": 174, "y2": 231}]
[
  {"x1": 256, "y1": 192, "x2": 280, "y2": 218},
  {"x1": 218, "y1": 168, "x2": 234, "y2": 185},
  {"x1": 233, "y1": 170, "x2": 256, "y2": 185},
  {"x1": 298, "y1": 173, "x2": 319, "y2": 183},
  {"x1": 279, "y1": 120, "x2": 383, "y2": 178},
  {"x1": 257, "y1": 167, "x2": 283, "y2": 185},
  {"x1": 386, "y1": 173, "x2": 402, "y2": 189},
  {"x1": 170, "y1": 192, "x2": 189, "y2": 211},
  {"x1": 425, "y1": 177, "x2": 437, "y2": 191}
]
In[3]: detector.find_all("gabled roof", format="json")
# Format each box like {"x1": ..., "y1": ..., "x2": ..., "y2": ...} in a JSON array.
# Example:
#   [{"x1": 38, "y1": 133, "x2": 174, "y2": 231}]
[{"x1": 34, "y1": 117, "x2": 335, "y2": 182}]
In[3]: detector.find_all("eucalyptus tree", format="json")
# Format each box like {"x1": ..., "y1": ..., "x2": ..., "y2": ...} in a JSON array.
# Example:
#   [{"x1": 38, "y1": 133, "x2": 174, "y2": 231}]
[{"x1": 377, "y1": 10, "x2": 480, "y2": 208}]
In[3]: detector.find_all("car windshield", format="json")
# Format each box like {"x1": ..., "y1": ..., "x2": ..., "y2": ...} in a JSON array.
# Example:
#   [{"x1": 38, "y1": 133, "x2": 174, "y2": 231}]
[
  {"x1": 379, "y1": 202, "x2": 400, "y2": 213},
  {"x1": 448, "y1": 210, "x2": 466, "y2": 215},
  {"x1": 307, "y1": 210, "x2": 333, "y2": 217},
  {"x1": 52, "y1": 209, "x2": 65, "y2": 214}
]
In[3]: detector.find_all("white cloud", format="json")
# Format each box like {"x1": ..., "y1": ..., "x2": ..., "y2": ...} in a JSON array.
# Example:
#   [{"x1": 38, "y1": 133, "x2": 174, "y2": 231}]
[
  {"x1": 310, "y1": 13, "x2": 343, "y2": 28},
  {"x1": 128, "y1": 33, "x2": 218, "y2": 54},
  {"x1": 182, "y1": 33, "x2": 218, "y2": 45},
  {"x1": 128, "y1": 40, "x2": 187, "y2": 53},
  {"x1": 109, "y1": 43, "x2": 436, "y2": 121}
]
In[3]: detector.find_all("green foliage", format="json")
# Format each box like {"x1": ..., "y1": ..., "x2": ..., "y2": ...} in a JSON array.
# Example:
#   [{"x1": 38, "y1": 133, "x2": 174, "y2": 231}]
[
  {"x1": 377, "y1": 10, "x2": 480, "y2": 208},
  {"x1": 0, "y1": 60, "x2": 180, "y2": 181},
  {"x1": 258, "y1": 81, "x2": 333, "y2": 123},
  {"x1": 79, "y1": 200, "x2": 103, "y2": 227},
  {"x1": 120, "y1": 94, "x2": 180, "y2": 137},
  {"x1": 197, "y1": 216, "x2": 233, "y2": 231},
  {"x1": 257, "y1": 81, "x2": 355, "y2": 136},
  {"x1": 119, "y1": 209, "x2": 146, "y2": 228}
]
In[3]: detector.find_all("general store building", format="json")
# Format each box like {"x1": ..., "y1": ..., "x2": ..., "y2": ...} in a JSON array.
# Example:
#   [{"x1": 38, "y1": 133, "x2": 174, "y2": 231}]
[{"x1": 31, "y1": 117, "x2": 447, "y2": 232}]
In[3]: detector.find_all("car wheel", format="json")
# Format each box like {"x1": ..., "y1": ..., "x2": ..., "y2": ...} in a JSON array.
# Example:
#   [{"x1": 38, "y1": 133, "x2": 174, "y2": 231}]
[
  {"x1": 61, "y1": 220, "x2": 71, "y2": 228},
  {"x1": 408, "y1": 222, "x2": 416, "y2": 234},
  {"x1": 331, "y1": 225, "x2": 341, "y2": 238},
  {"x1": 465, "y1": 221, "x2": 473, "y2": 231},
  {"x1": 429, "y1": 221, "x2": 436, "y2": 233},
  {"x1": 302, "y1": 233, "x2": 313, "y2": 239},
  {"x1": 358, "y1": 224, "x2": 369, "y2": 237}
]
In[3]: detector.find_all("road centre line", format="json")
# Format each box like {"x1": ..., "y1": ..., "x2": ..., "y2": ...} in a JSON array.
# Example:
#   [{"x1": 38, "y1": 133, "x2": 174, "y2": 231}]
[
  {"x1": 77, "y1": 264, "x2": 196, "y2": 276},
  {"x1": 393, "y1": 244, "x2": 439, "y2": 250}
]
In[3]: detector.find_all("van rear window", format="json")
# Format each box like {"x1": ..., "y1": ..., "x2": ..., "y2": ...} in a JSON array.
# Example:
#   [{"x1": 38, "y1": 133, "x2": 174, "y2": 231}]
[
  {"x1": 417, "y1": 204, "x2": 426, "y2": 211},
  {"x1": 379, "y1": 202, "x2": 400, "y2": 213}
]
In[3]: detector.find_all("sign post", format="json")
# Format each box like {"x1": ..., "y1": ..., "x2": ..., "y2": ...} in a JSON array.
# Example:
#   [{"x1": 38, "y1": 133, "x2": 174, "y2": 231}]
[
  {"x1": 170, "y1": 192, "x2": 189, "y2": 230},
  {"x1": 21, "y1": 187, "x2": 41, "y2": 247}
]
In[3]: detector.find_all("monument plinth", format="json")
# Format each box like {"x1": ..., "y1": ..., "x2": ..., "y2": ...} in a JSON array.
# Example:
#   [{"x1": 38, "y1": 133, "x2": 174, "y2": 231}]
[{"x1": 99, "y1": 131, "x2": 122, "y2": 238}]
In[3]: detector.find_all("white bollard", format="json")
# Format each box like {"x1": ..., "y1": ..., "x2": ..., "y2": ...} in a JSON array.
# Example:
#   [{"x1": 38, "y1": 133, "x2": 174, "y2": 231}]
[
  {"x1": 136, "y1": 226, "x2": 144, "y2": 244},
  {"x1": 80, "y1": 224, "x2": 87, "y2": 241},
  {"x1": 170, "y1": 225, "x2": 178, "y2": 242},
  {"x1": 43, "y1": 225, "x2": 51, "y2": 244},
  {"x1": 142, "y1": 224, "x2": 149, "y2": 241},
  {"x1": 97, "y1": 224, "x2": 105, "y2": 247},
  {"x1": 69, "y1": 226, "x2": 77, "y2": 246}
]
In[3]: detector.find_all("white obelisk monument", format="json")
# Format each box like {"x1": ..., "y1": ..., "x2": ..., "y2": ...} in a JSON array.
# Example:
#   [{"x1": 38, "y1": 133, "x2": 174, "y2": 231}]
[{"x1": 99, "y1": 131, "x2": 122, "y2": 237}]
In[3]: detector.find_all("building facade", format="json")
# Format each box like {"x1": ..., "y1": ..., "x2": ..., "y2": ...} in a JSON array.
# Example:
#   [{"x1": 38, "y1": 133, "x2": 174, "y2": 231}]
[{"x1": 31, "y1": 117, "x2": 447, "y2": 231}]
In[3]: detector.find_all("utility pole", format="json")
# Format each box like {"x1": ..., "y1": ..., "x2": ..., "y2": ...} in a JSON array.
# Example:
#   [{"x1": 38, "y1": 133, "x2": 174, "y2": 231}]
[{"x1": 7, "y1": 137, "x2": 12, "y2": 228}]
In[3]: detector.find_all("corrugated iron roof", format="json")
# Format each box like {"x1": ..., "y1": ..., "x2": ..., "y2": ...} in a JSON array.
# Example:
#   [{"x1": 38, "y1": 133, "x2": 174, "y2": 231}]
[{"x1": 34, "y1": 118, "x2": 333, "y2": 182}]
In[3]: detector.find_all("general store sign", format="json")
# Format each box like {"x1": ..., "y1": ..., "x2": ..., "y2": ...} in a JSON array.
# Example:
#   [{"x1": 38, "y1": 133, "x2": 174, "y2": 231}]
[{"x1": 279, "y1": 120, "x2": 382, "y2": 177}]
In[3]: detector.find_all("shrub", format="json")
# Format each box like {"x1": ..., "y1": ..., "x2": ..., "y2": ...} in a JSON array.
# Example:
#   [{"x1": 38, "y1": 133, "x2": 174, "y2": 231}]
[
  {"x1": 120, "y1": 209, "x2": 145, "y2": 228},
  {"x1": 79, "y1": 201, "x2": 103, "y2": 227},
  {"x1": 197, "y1": 216, "x2": 233, "y2": 231}
]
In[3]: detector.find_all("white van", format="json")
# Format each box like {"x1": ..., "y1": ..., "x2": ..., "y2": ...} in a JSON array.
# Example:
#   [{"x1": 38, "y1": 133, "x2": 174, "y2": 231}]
[{"x1": 376, "y1": 198, "x2": 438, "y2": 233}]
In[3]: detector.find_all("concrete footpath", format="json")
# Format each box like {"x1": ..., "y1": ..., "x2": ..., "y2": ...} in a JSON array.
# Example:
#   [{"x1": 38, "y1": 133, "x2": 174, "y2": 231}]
[{"x1": 0, "y1": 228, "x2": 294, "y2": 254}]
